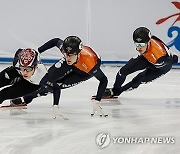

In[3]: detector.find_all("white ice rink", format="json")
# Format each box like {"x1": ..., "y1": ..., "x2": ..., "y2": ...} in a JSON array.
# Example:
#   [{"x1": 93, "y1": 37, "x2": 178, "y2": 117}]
[{"x1": 0, "y1": 64, "x2": 180, "y2": 154}]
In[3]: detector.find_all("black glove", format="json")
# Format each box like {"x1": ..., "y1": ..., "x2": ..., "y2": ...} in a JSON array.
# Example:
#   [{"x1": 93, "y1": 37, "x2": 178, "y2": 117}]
[{"x1": 171, "y1": 55, "x2": 178, "y2": 64}]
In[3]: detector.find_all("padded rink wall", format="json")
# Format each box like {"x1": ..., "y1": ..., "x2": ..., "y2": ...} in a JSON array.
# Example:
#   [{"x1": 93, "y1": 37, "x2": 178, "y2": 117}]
[{"x1": 0, "y1": 0, "x2": 179, "y2": 67}]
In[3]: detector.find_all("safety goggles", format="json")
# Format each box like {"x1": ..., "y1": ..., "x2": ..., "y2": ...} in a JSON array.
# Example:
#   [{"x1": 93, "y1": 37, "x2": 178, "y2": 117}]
[
  {"x1": 134, "y1": 42, "x2": 146, "y2": 47},
  {"x1": 19, "y1": 66, "x2": 34, "y2": 72}
]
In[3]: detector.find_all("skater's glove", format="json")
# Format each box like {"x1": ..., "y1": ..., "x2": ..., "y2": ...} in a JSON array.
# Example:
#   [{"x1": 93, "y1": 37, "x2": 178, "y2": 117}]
[
  {"x1": 167, "y1": 50, "x2": 178, "y2": 64},
  {"x1": 52, "y1": 105, "x2": 69, "y2": 120},
  {"x1": 172, "y1": 55, "x2": 178, "y2": 64},
  {"x1": 91, "y1": 100, "x2": 108, "y2": 117}
]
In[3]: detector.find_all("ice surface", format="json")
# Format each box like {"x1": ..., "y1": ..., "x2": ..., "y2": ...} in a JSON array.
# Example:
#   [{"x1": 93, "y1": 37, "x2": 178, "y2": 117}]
[{"x1": 0, "y1": 64, "x2": 180, "y2": 154}]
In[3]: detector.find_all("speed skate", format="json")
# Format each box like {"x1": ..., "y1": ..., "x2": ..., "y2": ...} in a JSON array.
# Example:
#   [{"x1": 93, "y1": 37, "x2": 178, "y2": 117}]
[
  {"x1": 91, "y1": 95, "x2": 118, "y2": 100},
  {"x1": 0, "y1": 104, "x2": 27, "y2": 109}
]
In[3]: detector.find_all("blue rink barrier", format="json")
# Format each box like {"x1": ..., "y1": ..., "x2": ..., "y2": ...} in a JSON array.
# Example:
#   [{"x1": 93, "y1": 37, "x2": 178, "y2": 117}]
[{"x1": 0, "y1": 57, "x2": 180, "y2": 68}]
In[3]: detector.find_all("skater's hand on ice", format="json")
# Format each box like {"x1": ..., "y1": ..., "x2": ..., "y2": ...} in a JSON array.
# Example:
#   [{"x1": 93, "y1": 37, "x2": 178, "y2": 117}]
[
  {"x1": 91, "y1": 100, "x2": 108, "y2": 117},
  {"x1": 52, "y1": 105, "x2": 69, "y2": 120}
]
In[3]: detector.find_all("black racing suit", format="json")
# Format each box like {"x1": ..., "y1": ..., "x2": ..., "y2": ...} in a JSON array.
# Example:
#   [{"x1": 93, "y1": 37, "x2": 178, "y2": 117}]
[{"x1": 0, "y1": 49, "x2": 40, "y2": 103}]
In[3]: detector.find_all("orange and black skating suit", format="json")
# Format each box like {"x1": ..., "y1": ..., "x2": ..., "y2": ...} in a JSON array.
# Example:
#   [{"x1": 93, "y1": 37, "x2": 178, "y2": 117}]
[
  {"x1": 36, "y1": 38, "x2": 108, "y2": 101},
  {"x1": 112, "y1": 36, "x2": 178, "y2": 96}
]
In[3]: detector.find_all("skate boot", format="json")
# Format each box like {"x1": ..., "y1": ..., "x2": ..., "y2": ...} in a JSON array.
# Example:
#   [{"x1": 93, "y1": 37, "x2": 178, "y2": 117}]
[
  {"x1": 104, "y1": 88, "x2": 114, "y2": 97},
  {"x1": 91, "y1": 88, "x2": 120, "y2": 100},
  {"x1": 103, "y1": 88, "x2": 122, "y2": 98},
  {"x1": 10, "y1": 98, "x2": 27, "y2": 107}
]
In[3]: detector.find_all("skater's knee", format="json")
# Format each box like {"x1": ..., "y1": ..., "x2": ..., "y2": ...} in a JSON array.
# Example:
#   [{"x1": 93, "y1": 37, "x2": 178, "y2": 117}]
[
  {"x1": 119, "y1": 68, "x2": 128, "y2": 77},
  {"x1": 39, "y1": 91, "x2": 49, "y2": 96},
  {"x1": 0, "y1": 91, "x2": 7, "y2": 104},
  {"x1": 103, "y1": 76, "x2": 108, "y2": 83},
  {"x1": 131, "y1": 79, "x2": 141, "y2": 89},
  {"x1": 0, "y1": 99, "x2": 4, "y2": 104},
  {"x1": 100, "y1": 75, "x2": 108, "y2": 85},
  {"x1": 23, "y1": 96, "x2": 33, "y2": 104}
]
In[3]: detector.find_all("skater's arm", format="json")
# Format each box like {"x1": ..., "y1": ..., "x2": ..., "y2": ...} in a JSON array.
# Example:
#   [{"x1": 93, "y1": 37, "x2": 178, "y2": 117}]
[
  {"x1": 38, "y1": 38, "x2": 63, "y2": 53},
  {"x1": 89, "y1": 66, "x2": 108, "y2": 101},
  {"x1": 13, "y1": 48, "x2": 23, "y2": 68}
]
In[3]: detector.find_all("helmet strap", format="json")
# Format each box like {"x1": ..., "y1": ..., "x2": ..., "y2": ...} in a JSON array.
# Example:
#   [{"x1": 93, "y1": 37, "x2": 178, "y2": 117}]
[
  {"x1": 73, "y1": 53, "x2": 80, "y2": 64},
  {"x1": 145, "y1": 41, "x2": 151, "y2": 52},
  {"x1": 31, "y1": 64, "x2": 37, "y2": 75}
]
